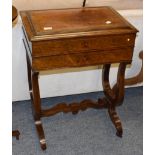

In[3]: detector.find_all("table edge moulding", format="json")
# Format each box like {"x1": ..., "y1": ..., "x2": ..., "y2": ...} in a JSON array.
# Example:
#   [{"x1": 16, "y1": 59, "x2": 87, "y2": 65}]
[{"x1": 20, "y1": 6, "x2": 138, "y2": 150}]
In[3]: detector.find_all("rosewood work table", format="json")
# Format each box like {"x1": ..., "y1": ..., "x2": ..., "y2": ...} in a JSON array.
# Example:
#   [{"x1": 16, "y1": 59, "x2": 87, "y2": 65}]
[{"x1": 20, "y1": 6, "x2": 138, "y2": 150}]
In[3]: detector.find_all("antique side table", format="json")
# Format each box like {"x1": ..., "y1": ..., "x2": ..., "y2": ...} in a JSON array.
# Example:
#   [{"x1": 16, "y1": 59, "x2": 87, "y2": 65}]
[{"x1": 20, "y1": 7, "x2": 138, "y2": 150}]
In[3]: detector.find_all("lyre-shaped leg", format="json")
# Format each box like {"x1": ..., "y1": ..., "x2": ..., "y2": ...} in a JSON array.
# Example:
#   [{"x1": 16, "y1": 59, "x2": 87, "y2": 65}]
[
  {"x1": 26, "y1": 54, "x2": 47, "y2": 150},
  {"x1": 102, "y1": 63, "x2": 127, "y2": 137}
]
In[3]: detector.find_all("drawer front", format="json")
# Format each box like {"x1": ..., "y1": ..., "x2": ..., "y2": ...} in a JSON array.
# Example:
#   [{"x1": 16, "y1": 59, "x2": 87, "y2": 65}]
[
  {"x1": 32, "y1": 34, "x2": 136, "y2": 57},
  {"x1": 32, "y1": 47, "x2": 133, "y2": 71}
]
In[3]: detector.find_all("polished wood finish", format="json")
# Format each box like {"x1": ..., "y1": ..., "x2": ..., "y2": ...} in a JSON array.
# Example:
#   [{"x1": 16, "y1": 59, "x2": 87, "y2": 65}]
[
  {"x1": 20, "y1": 7, "x2": 138, "y2": 150},
  {"x1": 32, "y1": 34, "x2": 135, "y2": 57},
  {"x1": 20, "y1": 7, "x2": 137, "y2": 41}
]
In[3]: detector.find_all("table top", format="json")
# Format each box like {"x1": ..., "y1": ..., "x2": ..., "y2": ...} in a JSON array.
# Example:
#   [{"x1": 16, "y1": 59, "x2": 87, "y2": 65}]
[{"x1": 20, "y1": 6, "x2": 138, "y2": 41}]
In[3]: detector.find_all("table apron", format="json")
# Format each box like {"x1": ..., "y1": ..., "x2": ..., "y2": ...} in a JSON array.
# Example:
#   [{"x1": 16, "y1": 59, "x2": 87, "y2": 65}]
[{"x1": 31, "y1": 48, "x2": 133, "y2": 71}]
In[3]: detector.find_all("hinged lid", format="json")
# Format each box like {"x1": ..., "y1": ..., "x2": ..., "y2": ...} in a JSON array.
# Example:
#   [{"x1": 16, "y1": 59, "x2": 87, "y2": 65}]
[{"x1": 20, "y1": 6, "x2": 138, "y2": 41}]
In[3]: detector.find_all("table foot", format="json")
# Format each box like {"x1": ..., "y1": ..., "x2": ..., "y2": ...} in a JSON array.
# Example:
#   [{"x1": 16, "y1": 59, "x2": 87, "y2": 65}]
[
  {"x1": 108, "y1": 106, "x2": 123, "y2": 137},
  {"x1": 116, "y1": 129, "x2": 123, "y2": 137},
  {"x1": 35, "y1": 120, "x2": 47, "y2": 150},
  {"x1": 12, "y1": 130, "x2": 20, "y2": 140}
]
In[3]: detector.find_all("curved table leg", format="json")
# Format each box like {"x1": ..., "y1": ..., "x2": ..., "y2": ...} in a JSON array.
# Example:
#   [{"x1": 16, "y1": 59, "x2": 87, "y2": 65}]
[{"x1": 102, "y1": 63, "x2": 127, "y2": 137}]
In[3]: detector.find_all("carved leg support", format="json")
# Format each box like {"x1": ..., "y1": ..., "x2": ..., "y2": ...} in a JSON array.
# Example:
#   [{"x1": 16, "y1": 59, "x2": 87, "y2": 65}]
[
  {"x1": 102, "y1": 63, "x2": 127, "y2": 137},
  {"x1": 26, "y1": 55, "x2": 46, "y2": 150},
  {"x1": 25, "y1": 46, "x2": 127, "y2": 149}
]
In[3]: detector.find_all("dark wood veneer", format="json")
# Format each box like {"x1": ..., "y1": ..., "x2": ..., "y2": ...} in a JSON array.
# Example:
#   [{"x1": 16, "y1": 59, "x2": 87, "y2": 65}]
[
  {"x1": 32, "y1": 34, "x2": 136, "y2": 57},
  {"x1": 20, "y1": 6, "x2": 138, "y2": 150}
]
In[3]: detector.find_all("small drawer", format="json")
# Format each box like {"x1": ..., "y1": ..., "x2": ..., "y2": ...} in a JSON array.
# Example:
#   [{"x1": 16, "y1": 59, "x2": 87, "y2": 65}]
[
  {"x1": 32, "y1": 34, "x2": 136, "y2": 57},
  {"x1": 32, "y1": 47, "x2": 133, "y2": 71}
]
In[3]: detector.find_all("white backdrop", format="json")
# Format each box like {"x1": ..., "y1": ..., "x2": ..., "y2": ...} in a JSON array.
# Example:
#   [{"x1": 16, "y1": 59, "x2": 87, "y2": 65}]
[{"x1": 12, "y1": 1, "x2": 143, "y2": 101}]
